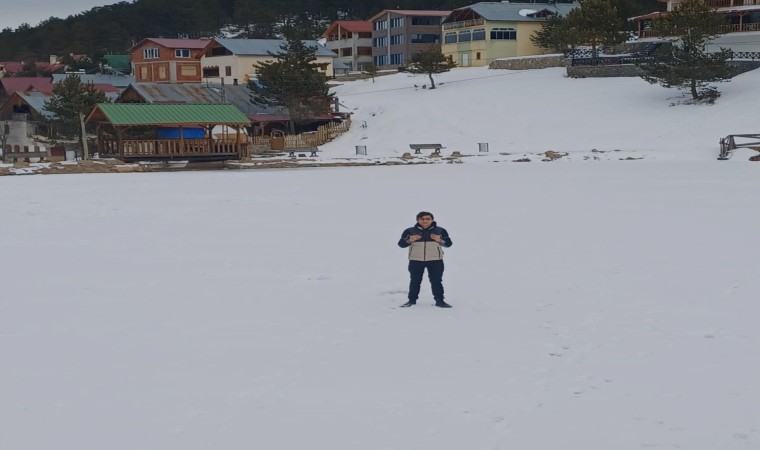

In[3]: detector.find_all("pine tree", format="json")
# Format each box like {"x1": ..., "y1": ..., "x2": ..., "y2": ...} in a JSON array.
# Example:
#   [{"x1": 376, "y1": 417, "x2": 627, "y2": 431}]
[
  {"x1": 363, "y1": 63, "x2": 378, "y2": 83},
  {"x1": 43, "y1": 74, "x2": 109, "y2": 138},
  {"x1": 530, "y1": 14, "x2": 581, "y2": 54},
  {"x1": 249, "y1": 39, "x2": 334, "y2": 134},
  {"x1": 406, "y1": 45, "x2": 456, "y2": 90},
  {"x1": 564, "y1": 0, "x2": 624, "y2": 59},
  {"x1": 638, "y1": 0, "x2": 735, "y2": 102}
]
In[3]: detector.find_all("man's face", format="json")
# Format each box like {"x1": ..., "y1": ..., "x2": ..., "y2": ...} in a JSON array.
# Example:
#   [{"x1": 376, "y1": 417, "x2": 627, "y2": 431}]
[{"x1": 417, "y1": 216, "x2": 433, "y2": 228}]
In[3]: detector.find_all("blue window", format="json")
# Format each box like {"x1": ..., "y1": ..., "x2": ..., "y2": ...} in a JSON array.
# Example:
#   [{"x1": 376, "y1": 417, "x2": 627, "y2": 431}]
[
  {"x1": 472, "y1": 29, "x2": 486, "y2": 41},
  {"x1": 444, "y1": 33, "x2": 457, "y2": 44},
  {"x1": 459, "y1": 30, "x2": 471, "y2": 42},
  {"x1": 390, "y1": 53, "x2": 404, "y2": 65}
]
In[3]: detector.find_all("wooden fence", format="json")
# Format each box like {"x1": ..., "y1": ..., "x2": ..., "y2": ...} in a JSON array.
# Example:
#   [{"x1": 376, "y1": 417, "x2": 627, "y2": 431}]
[
  {"x1": 251, "y1": 118, "x2": 351, "y2": 150},
  {"x1": 99, "y1": 138, "x2": 247, "y2": 159}
]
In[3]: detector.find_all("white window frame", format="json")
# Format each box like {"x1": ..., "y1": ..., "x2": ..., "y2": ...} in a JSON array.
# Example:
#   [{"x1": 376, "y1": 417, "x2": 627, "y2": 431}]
[{"x1": 143, "y1": 47, "x2": 159, "y2": 59}]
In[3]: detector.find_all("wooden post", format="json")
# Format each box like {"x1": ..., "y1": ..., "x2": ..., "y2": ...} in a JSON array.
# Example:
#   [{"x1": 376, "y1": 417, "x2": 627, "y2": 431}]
[
  {"x1": 116, "y1": 127, "x2": 124, "y2": 159},
  {"x1": 235, "y1": 126, "x2": 241, "y2": 158},
  {"x1": 179, "y1": 125, "x2": 184, "y2": 157}
]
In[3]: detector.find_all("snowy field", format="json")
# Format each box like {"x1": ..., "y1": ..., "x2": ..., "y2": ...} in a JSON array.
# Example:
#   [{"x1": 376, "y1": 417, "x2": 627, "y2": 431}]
[
  {"x1": 2, "y1": 162, "x2": 759, "y2": 450},
  {"x1": 321, "y1": 66, "x2": 760, "y2": 162}
]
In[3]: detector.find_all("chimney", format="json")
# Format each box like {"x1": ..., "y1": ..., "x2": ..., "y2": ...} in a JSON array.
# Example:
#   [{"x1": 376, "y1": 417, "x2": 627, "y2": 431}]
[{"x1": 50, "y1": 55, "x2": 58, "y2": 65}]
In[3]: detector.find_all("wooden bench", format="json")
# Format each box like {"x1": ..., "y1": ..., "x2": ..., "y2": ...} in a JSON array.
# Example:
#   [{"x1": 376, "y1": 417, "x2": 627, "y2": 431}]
[
  {"x1": 287, "y1": 147, "x2": 318, "y2": 157},
  {"x1": 409, "y1": 143, "x2": 445, "y2": 155}
]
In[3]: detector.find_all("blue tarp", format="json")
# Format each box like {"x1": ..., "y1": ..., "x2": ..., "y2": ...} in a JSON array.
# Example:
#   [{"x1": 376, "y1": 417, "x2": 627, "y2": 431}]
[{"x1": 156, "y1": 127, "x2": 205, "y2": 139}]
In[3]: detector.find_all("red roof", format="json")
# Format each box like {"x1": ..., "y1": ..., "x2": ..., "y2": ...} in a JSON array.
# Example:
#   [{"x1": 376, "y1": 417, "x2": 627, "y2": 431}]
[
  {"x1": 0, "y1": 61, "x2": 64, "y2": 75},
  {"x1": 129, "y1": 38, "x2": 212, "y2": 51},
  {"x1": 335, "y1": 20, "x2": 372, "y2": 33},
  {"x1": 322, "y1": 20, "x2": 372, "y2": 38},
  {"x1": 93, "y1": 83, "x2": 121, "y2": 93},
  {"x1": 0, "y1": 77, "x2": 54, "y2": 95}
]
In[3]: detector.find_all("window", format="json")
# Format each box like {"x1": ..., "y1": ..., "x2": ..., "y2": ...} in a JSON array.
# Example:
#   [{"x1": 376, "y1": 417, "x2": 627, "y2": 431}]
[
  {"x1": 459, "y1": 30, "x2": 471, "y2": 42},
  {"x1": 373, "y1": 37, "x2": 387, "y2": 47},
  {"x1": 225, "y1": 66, "x2": 232, "y2": 76},
  {"x1": 180, "y1": 65, "x2": 198, "y2": 77},
  {"x1": 444, "y1": 33, "x2": 457, "y2": 44},
  {"x1": 203, "y1": 66, "x2": 220, "y2": 78},
  {"x1": 374, "y1": 55, "x2": 387, "y2": 66},
  {"x1": 157, "y1": 65, "x2": 168, "y2": 80},
  {"x1": 143, "y1": 47, "x2": 159, "y2": 59},
  {"x1": 411, "y1": 16, "x2": 441, "y2": 26},
  {"x1": 390, "y1": 53, "x2": 404, "y2": 65},
  {"x1": 491, "y1": 28, "x2": 517, "y2": 40},
  {"x1": 390, "y1": 34, "x2": 404, "y2": 45},
  {"x1": 411, "y1": 33, "x2": 439, "y2": 44},
  {"x1": 476, "y1": 52, "x2": 481, "y2": 60},
  {"x1": 390, "y1": 17, "x2": 404, "y2": 28},
  {"x1": 342, "y1": 48, "x2": 353, "y2": 57},
  {"x1": 472, "y1": 28, "x2": 486, "y2": 41},
  {"x1": 373, "y1": 20, "x2": 388, "y2": 30},
  {"x1": 139, "y1": 65, "x2": 149, "y2": 80},
  {"x1": 175, "y1": 49, "x2": 191, "y2": 58}
]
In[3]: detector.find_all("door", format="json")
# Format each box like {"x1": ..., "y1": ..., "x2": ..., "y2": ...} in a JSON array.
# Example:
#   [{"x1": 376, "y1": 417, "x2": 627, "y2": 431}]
[{"x1": 461, "y1": 53, "x2": 470, "y2": 67}]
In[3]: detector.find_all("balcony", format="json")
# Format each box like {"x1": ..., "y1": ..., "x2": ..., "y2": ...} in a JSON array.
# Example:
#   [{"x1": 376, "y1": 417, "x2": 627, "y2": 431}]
[{"x1": 443, "y1": 18, "x2": 485, "y2": 30}]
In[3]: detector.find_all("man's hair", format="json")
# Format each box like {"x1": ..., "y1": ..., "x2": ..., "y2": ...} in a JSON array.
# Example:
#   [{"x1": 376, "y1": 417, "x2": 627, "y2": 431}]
[{"x1": 416, "y1": 211, "x2": 434, "y2": 220}]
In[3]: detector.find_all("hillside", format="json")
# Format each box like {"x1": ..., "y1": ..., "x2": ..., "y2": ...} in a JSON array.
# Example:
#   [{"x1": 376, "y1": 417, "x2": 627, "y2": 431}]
[{"x1": 322, "y1": 65, "x2": 760, "y2": 161}]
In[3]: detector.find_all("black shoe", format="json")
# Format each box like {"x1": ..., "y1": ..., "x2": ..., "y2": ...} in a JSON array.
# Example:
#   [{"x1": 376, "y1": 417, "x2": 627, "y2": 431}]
[
  {"x1": 435, "y1": 301, "x2": 452, "y2": 308},
  {"x1": 400, "y1": 300, "x2": 416, "y2": 307}
]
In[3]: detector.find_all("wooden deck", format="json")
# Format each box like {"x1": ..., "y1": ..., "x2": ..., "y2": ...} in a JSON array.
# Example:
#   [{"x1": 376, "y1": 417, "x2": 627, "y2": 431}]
[{"x1": 98, "y1": 138, "x2": 248, "y2": 161}]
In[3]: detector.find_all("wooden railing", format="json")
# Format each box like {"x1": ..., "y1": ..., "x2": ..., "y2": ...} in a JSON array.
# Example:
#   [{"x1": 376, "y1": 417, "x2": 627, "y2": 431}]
[
  {"x1": 705, "y1": 0, "x2": 732, "y2": 7},
  {"x1": 99, "y1": 138, "x2": 246, "y2": 158},
  {"x1": 251, "y1": 118, "x2": 351, "y2": 150},
  {"x1": 638, "y1": 21, "x2": 760, "y2": 38}
]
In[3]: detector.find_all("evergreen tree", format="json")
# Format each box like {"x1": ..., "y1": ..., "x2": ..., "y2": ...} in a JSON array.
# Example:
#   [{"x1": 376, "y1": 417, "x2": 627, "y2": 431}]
[
  {"x1": 564, "y1": 0, "x2": 624, "y2": 59},
  {"x1": 406, "y1": 45, "x2": 456, "y2": 90},
  {"x1": 637, "y1": 0, "x2": 735, "y2": 102},
  {"x1": 363, "y1": 63, "x2": 378, "y2": 83},
  {"x1": 530, "y1": 14, "x2": 582, "y2": 54},
  {"x1": 249, "y1": 39, "x2": 333, "y2": 134},
  {"x1": 44, "y1": 75, "x2": 109, "y2": 139}
]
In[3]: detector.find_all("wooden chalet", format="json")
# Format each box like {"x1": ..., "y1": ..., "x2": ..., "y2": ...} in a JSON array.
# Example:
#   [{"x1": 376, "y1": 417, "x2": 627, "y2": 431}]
[
  {"x1": 631, "y1": 0, "x2": 760, "y2": 39},
  {"x1": 86, "y1": 103, "x2": 251, "y2": 161}
]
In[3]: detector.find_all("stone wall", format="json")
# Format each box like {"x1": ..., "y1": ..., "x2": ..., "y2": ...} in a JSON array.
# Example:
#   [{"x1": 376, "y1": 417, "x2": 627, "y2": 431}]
[
  {"x1": 730, "y1": 60, "x2": 760, "y2": 75},
  {"x1": 567, "y1": 60, "x2": 760, "y2": 78},
  {"x1": 489, "y1": 54, "x2": 567, "y2": 70},
  {"x1": 566, "y1": 64, "x2": 641, "y2": 78}
]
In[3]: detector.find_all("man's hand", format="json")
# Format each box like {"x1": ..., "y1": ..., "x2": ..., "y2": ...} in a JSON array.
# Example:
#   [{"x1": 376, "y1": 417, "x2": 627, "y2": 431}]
[
  {"x1": 430, "y1": 234, "x2": 443, "y2": 243},
  {"x1": 407, "y1": 235, "x2": 422, "y2": 243}
]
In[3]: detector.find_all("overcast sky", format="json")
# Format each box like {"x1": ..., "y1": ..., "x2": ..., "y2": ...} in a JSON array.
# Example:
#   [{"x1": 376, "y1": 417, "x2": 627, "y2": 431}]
[{"x1": 1, "y1": 1, "x2": 116, "y2": 30}]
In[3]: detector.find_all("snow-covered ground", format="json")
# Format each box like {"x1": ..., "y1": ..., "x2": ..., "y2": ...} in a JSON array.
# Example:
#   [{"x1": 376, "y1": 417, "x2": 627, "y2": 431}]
[
  {"x1": 2, "y1": 161, "x2": 759, "y2": 449},
  {"x1": 322, "y1": 66, "x2": 760, "y2": 162},
  {"x1": 2, "y1": 66, "x2": 759, "y2": 448}
]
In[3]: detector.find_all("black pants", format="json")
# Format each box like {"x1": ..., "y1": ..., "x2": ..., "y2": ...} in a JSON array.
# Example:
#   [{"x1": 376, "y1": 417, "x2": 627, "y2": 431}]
[{"x1": 408, "y1": 260, "x2": 445, "y2": 302}]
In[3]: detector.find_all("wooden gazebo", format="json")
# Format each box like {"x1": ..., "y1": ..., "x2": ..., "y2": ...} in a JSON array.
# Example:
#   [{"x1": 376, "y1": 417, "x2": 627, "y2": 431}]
[{"x1": 86, "y1": 103, "x2": 251, "y2": 161}]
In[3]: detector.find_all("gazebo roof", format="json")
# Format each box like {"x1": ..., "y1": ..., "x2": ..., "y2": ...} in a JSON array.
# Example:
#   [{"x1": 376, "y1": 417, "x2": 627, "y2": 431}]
[{"x1": 86, "y1": 103, "x2": 250, "y2": 126}]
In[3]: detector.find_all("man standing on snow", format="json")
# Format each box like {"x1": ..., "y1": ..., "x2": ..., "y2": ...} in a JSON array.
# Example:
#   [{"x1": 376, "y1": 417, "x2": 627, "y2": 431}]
[{"x1": 397, "y1": 211, "x2": 453, "y2": 308}]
